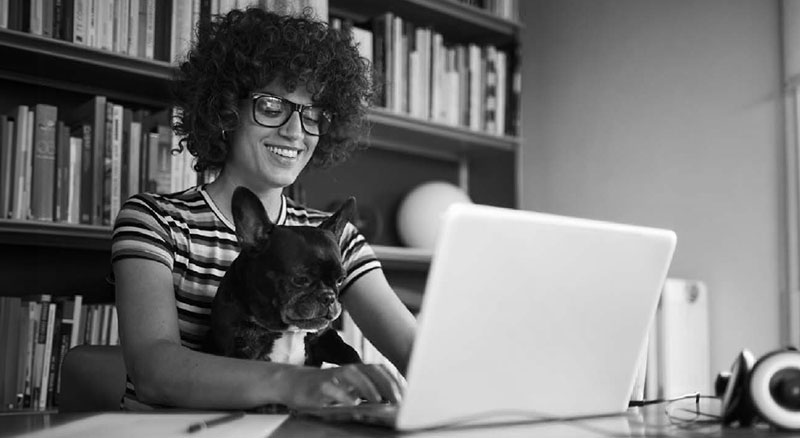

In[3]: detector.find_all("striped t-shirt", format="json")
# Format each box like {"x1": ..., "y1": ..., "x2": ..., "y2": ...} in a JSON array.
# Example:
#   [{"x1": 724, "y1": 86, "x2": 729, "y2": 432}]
[{"x1": 110, "y1": 184, "x2": 381, "y2": 409}]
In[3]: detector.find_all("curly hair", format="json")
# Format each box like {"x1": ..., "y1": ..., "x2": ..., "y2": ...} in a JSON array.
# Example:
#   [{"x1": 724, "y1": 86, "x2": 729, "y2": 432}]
[{"x1": 172, "y1": 7, "x2": 374, "y2": 173}]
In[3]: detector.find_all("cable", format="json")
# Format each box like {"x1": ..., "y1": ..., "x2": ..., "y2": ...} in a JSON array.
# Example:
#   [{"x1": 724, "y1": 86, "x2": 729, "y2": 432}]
[{"x1": 628, "y1": 391, "x2": 703, "y2": 407}]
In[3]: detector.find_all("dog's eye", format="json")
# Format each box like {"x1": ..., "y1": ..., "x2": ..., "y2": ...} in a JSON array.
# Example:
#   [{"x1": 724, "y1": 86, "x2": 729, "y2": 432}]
[
  {"x1": 292, "y1": 275, "x2": 311, "y2": 287},
  {"x1": 336, "y1": 275, "x2": 345, "y2": 286}
]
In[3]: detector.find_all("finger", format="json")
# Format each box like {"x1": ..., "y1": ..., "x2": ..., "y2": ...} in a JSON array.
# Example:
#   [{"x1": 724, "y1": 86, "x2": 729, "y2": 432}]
[
  {"x1": 359, "y1": 364, "x2": 403, "y2": 404},
  {"x1": 321, "y1": 376, "x2": 361, "y2": 407},
  {"x1": 338, "y1": 366, "x2": 382, "y2": 403}
]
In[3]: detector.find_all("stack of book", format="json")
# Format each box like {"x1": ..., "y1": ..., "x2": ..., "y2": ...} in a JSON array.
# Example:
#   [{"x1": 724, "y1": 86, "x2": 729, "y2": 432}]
[
  {"x1": 333, "y1": 12, "x2": 521, "y2": 137},
  {"x1": 0, "y1": 99, "x2": 197, "y2": 226},
  {"x1": 0, "y1": 294, "x2": 118, "y2": 411}
]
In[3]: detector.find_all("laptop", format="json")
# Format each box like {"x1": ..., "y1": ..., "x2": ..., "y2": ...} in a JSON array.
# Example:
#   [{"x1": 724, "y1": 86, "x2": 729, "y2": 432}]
[{"x1": 299, "y1": 203, "x2": 677, "y2": 431}]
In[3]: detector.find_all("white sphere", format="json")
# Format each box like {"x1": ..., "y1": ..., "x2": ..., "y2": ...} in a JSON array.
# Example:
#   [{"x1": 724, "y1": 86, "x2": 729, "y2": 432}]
[{"x1": 396, "y1": 181, "x2": 472, "y2": 249}]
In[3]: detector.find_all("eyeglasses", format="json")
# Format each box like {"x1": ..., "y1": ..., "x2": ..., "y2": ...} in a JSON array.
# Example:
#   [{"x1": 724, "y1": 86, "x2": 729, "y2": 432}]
[{"x1": 250, "y1": 92, "x2": 332, "y2": 136}]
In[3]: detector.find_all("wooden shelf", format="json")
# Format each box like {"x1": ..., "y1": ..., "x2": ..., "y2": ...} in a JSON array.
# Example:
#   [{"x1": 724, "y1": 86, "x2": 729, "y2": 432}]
[
  {"x1": 367, "y1": 108, "x2": 520, "y2": 160},
  {"x1": 0, "y1": 28, "x2": 173, "y2": 107},
  {"x1": 330, "y1": 0, "x2": 521, "y2": 46},
  {"x1": 0, "y1": 220, "x2": 432, "y2": 270}
]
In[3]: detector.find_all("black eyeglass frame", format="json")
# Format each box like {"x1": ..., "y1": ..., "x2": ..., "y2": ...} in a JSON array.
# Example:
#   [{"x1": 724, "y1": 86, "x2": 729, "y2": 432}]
[{"x1": 250, "y1": 92, "x2": 333, "y2": 136}]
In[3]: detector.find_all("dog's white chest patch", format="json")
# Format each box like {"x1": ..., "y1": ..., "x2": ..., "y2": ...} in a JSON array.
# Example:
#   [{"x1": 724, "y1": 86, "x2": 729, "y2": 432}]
[{"x1": 268, "y1": 331, "x2": 309, "y2": 365}]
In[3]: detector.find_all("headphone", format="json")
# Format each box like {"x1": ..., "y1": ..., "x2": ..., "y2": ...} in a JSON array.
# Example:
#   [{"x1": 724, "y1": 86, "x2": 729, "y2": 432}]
[{"x1": 715, "y1": 348, "x2": 800, "y2": 430}]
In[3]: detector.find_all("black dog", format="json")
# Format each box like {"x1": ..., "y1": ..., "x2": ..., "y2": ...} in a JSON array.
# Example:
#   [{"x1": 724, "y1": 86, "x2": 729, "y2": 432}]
[{"x1": 205, "y1": 186, "x2": 361, "y2": 367}]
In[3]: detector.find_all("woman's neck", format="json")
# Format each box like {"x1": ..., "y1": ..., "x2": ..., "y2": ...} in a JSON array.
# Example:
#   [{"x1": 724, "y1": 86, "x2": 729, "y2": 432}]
[{"x1": 205, "y1": 171, "x2": 284, "y2": 224}]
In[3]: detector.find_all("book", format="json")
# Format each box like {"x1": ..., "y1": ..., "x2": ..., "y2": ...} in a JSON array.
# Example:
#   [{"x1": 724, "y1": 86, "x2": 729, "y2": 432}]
[
  {"x1": 67, "y1": 95, "x2": 107, "y2": 225},
  {"x1": 37, "y1": 301, "x2": 56, "y2": 409},
  {"x1": 67, "y1": 294, "x2": 83, "y2": 349},
  {"x1": 71, "y1": 0, "x2": 88, "y2": 44},
  {"x1": 30, "y1": 295, "x2": 52, "y2": 409},
  {"x1": 65, "y1": 135, "x2": 82, "y2": 223},
  {"x1": 139, "y1": 0, "x2": 155, "y2": 59},
  {"x1": 30, "y1": 103, "x2": 58, "y2": 221},
  {"x1": 0, "y1": 115, "x2": 14, "y2": 218},
  {"x1": 113, "y1": 0, "x2": 129, "y2": 54},
  {"x1": 54, "y1": 121, "x2": 71, "y2": 222},
  {"x1": 45, "y1": 302, "x2": 63, "y2": 408},
  {"x1": 0, "y1": 297, "x2": 22, "y2": 409},
  {"x1": 16, "y1": 300, "x2": 35, "y2": 408},
  {"x1": 127, "y1": 0, "x2": 139, "y2": 56},
  {"x1": 11, "y1": 105, "x2": 30, "y2": 220},
  {"x1": 128, "y1": 119, "x2": 142, "y2": 198},
  {"x1": 109, "y1": 103, "x2": 123, "y2": 224}
]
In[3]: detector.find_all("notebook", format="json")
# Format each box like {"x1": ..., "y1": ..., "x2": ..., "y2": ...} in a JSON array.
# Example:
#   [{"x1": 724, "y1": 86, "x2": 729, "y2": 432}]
[{"x1": 299, "y1": 203, "x2": 677, "y2": 431}]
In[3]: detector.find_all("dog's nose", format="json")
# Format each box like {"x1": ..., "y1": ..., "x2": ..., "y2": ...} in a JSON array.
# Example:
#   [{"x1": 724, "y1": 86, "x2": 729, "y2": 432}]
[{"x1": 320, "y1": 292, "x2": 336, "y2": 306}]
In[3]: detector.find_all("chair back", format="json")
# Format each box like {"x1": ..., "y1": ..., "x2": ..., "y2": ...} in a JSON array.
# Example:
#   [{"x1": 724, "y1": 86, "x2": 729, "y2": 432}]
[{"x1": 59, "y1": 344, "x2": 126, "y2": 412}]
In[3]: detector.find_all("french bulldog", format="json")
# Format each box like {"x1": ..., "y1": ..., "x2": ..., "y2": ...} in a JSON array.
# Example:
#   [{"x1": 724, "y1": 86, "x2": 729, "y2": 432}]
[{"x1": 205, "y1": 186, "x2": 362, "y2": 367}]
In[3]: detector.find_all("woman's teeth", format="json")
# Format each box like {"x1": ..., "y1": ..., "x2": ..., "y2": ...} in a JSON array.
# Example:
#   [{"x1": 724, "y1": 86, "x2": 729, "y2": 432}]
[{"x1": 266, "y1": 145, "x2": 299, "y2": 158}]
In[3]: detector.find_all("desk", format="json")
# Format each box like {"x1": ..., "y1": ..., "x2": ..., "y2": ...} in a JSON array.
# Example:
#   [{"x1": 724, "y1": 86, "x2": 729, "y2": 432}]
[{"x1": 0, "y1": 403, "x2": 792, "y2": 438}]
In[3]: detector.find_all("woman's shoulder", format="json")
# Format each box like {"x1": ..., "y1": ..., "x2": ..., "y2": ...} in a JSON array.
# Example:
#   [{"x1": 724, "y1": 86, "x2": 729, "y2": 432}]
[{"x1": 120, "y1": 186, "x2": 209, "y2": 223}]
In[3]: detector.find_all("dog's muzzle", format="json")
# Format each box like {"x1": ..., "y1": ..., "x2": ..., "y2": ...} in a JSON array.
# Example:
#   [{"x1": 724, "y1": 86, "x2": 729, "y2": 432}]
[{"x1": 282, "y1": 290, "x2": 342, "y2": 329}]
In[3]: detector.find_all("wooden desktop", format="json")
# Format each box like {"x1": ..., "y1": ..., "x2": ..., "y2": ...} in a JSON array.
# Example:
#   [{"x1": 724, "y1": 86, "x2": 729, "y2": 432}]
[{"x1": 0, "y1": 403, "x2": 791, "y2": 437}]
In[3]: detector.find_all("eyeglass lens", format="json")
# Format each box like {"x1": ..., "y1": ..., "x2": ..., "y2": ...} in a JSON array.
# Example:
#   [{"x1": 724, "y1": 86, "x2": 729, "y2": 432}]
[{"x1": 252, "y1": 94, "x2": 331, "y2": 136}]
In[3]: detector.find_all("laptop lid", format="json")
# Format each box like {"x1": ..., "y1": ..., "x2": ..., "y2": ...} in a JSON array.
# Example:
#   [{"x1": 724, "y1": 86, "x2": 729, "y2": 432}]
[{"x1": 396, "y1": 203, "x2": 676, "y2": 431}]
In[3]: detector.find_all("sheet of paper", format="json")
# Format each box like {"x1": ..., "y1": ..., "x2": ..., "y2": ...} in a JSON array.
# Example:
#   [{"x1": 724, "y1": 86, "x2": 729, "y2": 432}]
[{"x1": 20, "y1": 412, "x2": 288, "y2": 438}]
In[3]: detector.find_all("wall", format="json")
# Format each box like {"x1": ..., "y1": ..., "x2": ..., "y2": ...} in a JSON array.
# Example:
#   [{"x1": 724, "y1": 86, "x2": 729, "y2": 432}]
[{"x1": 519, "y1": 0, "x2": 785, "y2": 375}]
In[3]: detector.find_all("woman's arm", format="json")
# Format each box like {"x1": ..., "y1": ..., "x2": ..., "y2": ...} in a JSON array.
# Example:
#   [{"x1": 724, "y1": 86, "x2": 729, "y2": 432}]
[
  {"x1": 115, "y1": 258, "x2": 401, "y2": 409},
  {"x1": 341, "y1": 269, "x2": 417, "y2": 375},
  {"x1": 115, "y1": 257, "x2": 297, "y2": 408}
]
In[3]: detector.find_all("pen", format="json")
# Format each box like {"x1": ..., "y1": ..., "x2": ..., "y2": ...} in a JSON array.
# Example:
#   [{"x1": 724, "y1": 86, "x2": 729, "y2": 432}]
[{"x1": 186, "y1": 411, "x2": 246, "y2": 434}]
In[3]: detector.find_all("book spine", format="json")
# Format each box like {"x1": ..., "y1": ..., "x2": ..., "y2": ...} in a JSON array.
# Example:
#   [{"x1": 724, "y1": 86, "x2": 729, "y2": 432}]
[
  {"x1": 37, "y1": 302, "x2": 56, "y2": 410},
  {"x1": 68, "y1": 135, "x2": 82, "y2": 224},
  {"x1": 69, "y1": 294, "x2": 83, "y2": 348},
  {"x1": 45, "y1": 302, "x2": 63, "y2": 408},
  {"x1": 110, "y1": 103, "x2": 123, "y2": 224},
  {"x1": 127, "y1": 0, "x2": 139, "y2": 56},
  {"x1": 30, "y1": 103, "x2": 58, "y2": 221},
  {"x1": 0, "y1": 116, "x2": 14, "y2": 218},
  {"x1": 86, "y1": 0, "x2": 95, "y2": 47},
  {"x1": 17, "y1": 302, "x2": 35, "y2": 408},
  {"x1": 128, "y1": 120, "x2": 141, "y2": 197},
  {"x1": 70, "y1": 0, "x2": 85, "y2": 44},
  {"x1": 54, "y1": 121, "x2": 70, "y2": 222},
  {"x1": 31, "y1": 300, "x2": 48, "y2": 409},
  {"x1": 78, "y1": 124, "x2": 92, "y2": 224},
  {"x1": 41, "y1": 0, "x2": 52, "y2": 37},
  {"x1": 102, "y1": 102, "x2": 113, "y2": 225},
  {"x1": 142, "y1": 0, "x2": 155, "y2": 59},
  {"x1": 12, "y1": 105, "x2": 29, "y2": 220}
]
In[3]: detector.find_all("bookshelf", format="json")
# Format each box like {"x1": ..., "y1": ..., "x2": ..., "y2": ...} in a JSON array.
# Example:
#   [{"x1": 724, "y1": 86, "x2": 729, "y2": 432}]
[{"x1": 0, "y1": 0, "x2": 521, "y2": 412}]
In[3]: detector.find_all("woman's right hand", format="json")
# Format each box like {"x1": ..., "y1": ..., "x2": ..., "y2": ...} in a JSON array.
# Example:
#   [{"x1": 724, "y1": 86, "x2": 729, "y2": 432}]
[{"x1": 285, "y1": 364, "x2": 405, "y2": 409}]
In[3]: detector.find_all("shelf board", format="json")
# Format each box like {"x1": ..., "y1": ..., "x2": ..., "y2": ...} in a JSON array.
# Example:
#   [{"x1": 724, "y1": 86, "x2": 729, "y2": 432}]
[
  {"x1": 366, "y1": 107, "x2": 520, "y2": 160},
  {"x1": 0, "y1": 219, "x2": 111, "y2": 250},
  {"x1": 330, "y1": 0, "x2": 521, "y2": 46},
  {"x1": 0, "y1": 220, "x2": 433, "y2": 269},
  {"x1": 0, "y1": 28, "x2": 173, "y2": 107}
]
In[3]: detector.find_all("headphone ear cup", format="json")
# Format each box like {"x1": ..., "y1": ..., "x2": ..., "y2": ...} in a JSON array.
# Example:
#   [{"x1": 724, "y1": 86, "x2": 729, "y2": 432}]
[
  {"x1": 748, "y1": 349, "x2": 800, "y2": 430},
  {"x1": 720, "y1": 350, "x2": 757, "y2": 426}
]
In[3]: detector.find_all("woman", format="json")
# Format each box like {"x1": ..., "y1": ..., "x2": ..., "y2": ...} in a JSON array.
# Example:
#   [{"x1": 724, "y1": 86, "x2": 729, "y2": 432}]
[{"x1": 111, "y1": 7, "x2": 416, "y2": 410}]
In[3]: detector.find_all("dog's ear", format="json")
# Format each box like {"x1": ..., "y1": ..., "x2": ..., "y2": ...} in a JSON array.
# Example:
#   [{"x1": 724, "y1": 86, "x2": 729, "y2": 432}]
[
  {"x1": 231, "y1": 186, "x2": 274, "y2": 251},
  {"x1": 320, "y1": 197, "x2": 356, "y2": 242}
]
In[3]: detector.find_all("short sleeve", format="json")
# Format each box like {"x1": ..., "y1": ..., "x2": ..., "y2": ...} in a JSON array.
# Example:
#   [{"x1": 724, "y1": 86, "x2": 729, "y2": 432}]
[
  {"x1": 339, "y1": 221, "x2": 382, "y2": 296},
  {"x1": 111, "y1": 194, "x2": 176, "y2": 270}
]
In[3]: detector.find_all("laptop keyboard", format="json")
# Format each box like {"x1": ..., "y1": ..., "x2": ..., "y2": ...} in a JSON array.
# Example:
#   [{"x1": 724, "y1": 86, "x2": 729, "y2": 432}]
[{"x1": 297, "y1": 401, "x2": 399, "y2": 427}]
